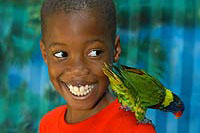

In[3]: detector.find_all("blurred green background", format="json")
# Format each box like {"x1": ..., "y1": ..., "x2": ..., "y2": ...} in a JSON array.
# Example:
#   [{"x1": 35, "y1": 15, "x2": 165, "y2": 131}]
[{"x1": 0, "y1": 0, "x2": 200, "y2": 133}]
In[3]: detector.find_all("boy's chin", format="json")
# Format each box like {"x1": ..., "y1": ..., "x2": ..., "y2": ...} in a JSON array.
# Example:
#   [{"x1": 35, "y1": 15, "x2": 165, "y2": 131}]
[{"x1": 66, "y1": 100, "x2": 98, "y2": 110}]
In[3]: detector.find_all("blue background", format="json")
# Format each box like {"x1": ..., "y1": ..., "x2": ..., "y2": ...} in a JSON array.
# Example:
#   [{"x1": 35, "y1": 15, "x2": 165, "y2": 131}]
[{"x1": 0, "y1": 0, "x2": 200, "y2": 132}]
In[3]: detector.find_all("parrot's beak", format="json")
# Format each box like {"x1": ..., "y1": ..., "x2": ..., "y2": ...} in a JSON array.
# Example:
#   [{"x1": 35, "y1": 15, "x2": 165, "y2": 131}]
[{"x1": 173, "y1": 111, "x2": 183, "y2": 119}]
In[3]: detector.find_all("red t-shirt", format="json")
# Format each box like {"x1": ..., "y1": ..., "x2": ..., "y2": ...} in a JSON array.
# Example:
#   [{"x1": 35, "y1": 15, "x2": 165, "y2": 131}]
[{"x1": 39, "y1": 99, "x2": 156, "y2": 133}]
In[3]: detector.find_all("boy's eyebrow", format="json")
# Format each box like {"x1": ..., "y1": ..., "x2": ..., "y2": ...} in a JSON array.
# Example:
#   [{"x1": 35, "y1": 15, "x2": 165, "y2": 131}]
[
  {"x1": 49, "y1": 42, "x2": 67, "y2": 48},
  {"x1": 86, "y1": 38, "x2": 105, "y2": 44},
  {"x1": 49, "y1": 38, "x2": 105, "y2": 48}
]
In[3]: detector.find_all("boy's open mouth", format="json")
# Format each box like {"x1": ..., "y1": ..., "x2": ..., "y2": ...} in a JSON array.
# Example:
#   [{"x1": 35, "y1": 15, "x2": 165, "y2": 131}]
[{"x1": 61, "y1": 81, "x2": 97, "y2": 98}]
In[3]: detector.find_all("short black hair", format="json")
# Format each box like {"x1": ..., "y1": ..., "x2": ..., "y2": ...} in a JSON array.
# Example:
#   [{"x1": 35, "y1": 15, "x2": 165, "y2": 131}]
[{"x1": 41, "y1": 0, "x2": 116, "y2": 41}]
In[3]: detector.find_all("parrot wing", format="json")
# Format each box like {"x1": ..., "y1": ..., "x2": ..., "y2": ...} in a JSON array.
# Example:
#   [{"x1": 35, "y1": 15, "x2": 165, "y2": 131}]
[{"x1": 118, "y1": 65, "x2": 166, "y2": 107}]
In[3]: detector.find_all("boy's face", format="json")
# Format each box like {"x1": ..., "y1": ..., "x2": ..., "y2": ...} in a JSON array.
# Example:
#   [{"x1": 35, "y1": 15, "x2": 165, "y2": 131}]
[{"x1": 40, "y1": 11, "x2": 121, "y2": 110}]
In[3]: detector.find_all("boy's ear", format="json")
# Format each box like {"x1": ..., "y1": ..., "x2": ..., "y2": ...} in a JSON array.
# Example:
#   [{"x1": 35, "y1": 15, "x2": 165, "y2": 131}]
[
  {"x1": 113, "y1": 35, "x2": 121, "y2": 62},
  {"x1": 40, "y1": 40, "x2": 48, "y2": 64}
]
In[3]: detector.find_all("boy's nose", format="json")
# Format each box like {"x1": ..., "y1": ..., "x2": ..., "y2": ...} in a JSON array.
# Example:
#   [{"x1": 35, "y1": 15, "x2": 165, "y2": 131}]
[{"x1": 65, "y1": 59, "x2": 90, "y2": 77}]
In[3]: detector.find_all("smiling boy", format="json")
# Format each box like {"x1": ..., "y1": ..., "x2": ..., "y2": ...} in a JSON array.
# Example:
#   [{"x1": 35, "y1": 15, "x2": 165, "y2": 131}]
[{"x1": 39, "y1": 0, "x2": 155, "y2": 133}]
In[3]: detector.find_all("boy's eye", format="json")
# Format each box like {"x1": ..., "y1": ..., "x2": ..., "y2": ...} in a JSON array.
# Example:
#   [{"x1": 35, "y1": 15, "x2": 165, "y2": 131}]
[
  {"x1": 88, "y1": 49, "x2": 103, "y2": 57},
  {"x1": 53, "y1": 51, "x2": 68, "y2": 58}
]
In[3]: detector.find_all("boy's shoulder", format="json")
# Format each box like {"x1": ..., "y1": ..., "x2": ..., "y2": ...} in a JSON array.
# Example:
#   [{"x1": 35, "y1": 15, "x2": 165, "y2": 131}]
[
  {"x1": 98, "y1": 99, "x2": 156, "y2": 133},
  {"x1": 40, "y1": 105, "x2": 67, "y2": 125},
  {"x1": 39, "y1": 100, "x2": 156, "y2": 133},
  {"x1": 105, "y1": 108, "x2": 155, "y2": 133}
]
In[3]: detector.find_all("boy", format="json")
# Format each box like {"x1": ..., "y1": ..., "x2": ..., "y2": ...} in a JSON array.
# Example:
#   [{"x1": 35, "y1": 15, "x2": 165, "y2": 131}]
[{"x1": 39, "y1": 0, "x2": 156, "y2": 132}]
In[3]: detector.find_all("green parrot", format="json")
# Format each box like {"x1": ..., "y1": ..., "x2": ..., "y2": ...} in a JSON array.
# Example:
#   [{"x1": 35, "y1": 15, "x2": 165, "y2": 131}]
[{"x1": 102, "y1": 63, "x2": 184, "y2": 124}]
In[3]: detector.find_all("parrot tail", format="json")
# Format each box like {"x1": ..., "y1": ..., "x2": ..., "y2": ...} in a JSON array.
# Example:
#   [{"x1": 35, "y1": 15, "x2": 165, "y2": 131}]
[{"x1": 102, "y1": 63, "x2": 118, "y2": 81}]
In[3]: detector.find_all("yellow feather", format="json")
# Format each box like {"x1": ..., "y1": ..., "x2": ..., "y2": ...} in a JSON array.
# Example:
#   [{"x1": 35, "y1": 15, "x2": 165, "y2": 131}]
[{"x1": 162, "y1": 89, "x2": 173, "y2": 107}]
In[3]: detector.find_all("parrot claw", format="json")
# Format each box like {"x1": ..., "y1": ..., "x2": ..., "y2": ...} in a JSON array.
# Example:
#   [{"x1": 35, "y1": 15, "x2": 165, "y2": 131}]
[
  {"x1": 119, "y1": 106, "x2": 131, "y2": 111},
  {"x1": 137, "y1": 117, "x2": 153, "y2": 125}
]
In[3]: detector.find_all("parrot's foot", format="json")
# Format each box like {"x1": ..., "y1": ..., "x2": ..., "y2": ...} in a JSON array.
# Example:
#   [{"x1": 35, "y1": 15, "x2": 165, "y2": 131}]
[
  {"x1": 137, "y1": 117, "x2": 153, "y2": 125},
  {"x1": 119, "y1": 106, "x2": 131, "y2": 111}
]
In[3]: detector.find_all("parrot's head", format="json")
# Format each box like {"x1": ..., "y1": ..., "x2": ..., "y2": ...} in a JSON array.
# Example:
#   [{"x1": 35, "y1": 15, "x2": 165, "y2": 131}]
[
  {"x1": 173, "y1": 111, "x2": 183, "y2": 118},
  {"x1": 173, "y1": 102, "x2": 184, "y2": 119},
  {"x1": 172, "y1": 93, "x2": 185, "y2": 118}
]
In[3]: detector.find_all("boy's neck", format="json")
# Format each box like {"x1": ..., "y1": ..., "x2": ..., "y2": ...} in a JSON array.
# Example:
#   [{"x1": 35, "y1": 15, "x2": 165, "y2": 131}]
[{"x1": 65, "y1": 91, "x2": 116, "y2": 124}]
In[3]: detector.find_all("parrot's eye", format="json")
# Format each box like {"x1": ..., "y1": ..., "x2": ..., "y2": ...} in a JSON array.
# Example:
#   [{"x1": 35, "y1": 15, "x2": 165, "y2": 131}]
[
  {"x1": 53, "y1": 51, "x2": 68, "y2": 59},
  {"x1": 88, "y1": 49, "x2": 104, "y2": 57}
]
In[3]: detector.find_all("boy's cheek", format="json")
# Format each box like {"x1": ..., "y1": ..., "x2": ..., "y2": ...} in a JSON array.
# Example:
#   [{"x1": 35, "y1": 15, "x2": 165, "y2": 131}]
[
  {"x1": 47, "y1": 63, "x2": 65, "y2": 84},
  {"x1": 91, "y1": 62, "x2": 109, "y2": 78},
  {"x1": 46, "y1": 57, "x2": 111, "y2": 78}
]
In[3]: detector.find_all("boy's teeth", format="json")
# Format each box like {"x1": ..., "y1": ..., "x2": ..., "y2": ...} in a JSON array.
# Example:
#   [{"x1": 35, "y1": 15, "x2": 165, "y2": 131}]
[
  {"x1": 74, "y1": 86, "x2": 78, "y2": 91},
  {"x1": 67, "y1": 84, "x2": 94, "y2": 97}
]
